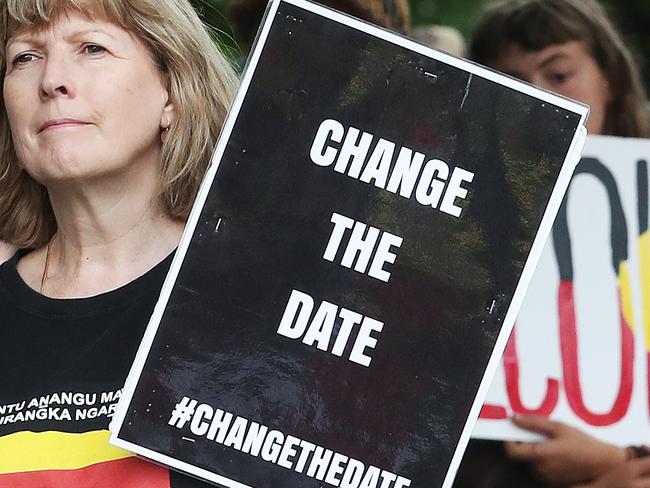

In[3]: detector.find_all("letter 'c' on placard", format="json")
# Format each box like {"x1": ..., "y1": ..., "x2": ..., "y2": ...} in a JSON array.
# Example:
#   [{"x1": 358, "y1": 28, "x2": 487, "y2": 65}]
[{"x1": 310, "y1": 119, "x2": 344, "y2": 166}]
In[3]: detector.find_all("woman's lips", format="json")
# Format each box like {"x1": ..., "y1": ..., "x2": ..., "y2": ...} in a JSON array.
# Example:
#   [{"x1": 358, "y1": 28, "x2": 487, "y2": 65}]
[{"x1": 39, "y1": 119, "x2": 90, "y2": 132}]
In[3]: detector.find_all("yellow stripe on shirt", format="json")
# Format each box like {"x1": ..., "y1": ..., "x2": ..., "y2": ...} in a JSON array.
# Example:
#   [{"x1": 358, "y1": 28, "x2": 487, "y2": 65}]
[{"x1": 0, "y1": 430, "x2": 133, "y2": 474}]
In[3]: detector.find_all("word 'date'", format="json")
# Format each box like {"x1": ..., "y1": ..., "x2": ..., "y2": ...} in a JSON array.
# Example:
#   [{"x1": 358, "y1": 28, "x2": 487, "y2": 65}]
[{"x1": 277, "y1": 289, "x2": 384, "y2": 367}]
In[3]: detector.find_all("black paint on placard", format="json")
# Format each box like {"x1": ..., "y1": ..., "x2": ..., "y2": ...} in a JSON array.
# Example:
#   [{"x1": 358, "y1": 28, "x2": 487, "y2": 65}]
[
  {"x1": 117, "y1": 2, "x2": 582, "y2": 487},
  {"x1": 553, "y1": 158, "x2": 628, "y2": 281},
  {"x1": 638, "y1": 159, "x2": 648, "y2": 234}
]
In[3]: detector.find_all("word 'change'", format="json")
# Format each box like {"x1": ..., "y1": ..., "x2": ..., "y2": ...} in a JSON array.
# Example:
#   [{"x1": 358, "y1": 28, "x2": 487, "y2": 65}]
[{"x1": 310, "y1": 118, "x2": 474, "y2": 217}]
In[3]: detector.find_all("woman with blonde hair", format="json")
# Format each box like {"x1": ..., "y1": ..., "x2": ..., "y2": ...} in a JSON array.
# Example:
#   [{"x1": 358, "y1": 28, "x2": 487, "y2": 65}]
[
  {"x1": 0, "y1": 0, "x2": 236, "y2": 484},
  {"x1": 456, "y1": 0, "x2": 650, "y2": 487}
]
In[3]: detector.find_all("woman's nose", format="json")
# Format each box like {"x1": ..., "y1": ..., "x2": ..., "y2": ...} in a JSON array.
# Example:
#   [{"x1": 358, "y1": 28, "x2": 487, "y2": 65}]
[
  {"x1": 39, "y1": 52, "x2": 75, "y2": 99},
  {"x1": 528, "y1": 73, "x2": 552, "y2": 93}
]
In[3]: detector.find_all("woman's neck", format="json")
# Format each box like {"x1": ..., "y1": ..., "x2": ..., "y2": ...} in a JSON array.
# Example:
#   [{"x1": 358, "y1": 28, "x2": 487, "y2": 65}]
[
  {"x1": 0, "y1": 242, "x2": 16, "y2": 265},
  {"x1": 18, "y1": 169, "x2": 185, "y2": 298}
]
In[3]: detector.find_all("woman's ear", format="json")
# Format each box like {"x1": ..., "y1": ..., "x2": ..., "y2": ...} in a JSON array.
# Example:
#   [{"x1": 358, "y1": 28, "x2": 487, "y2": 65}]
[
  {"x1": 160, "y1": 97, "x2": 176, "y2": 142},
  {"x1": 160, "y1": 97, "x2": 176, "y2": 129}
]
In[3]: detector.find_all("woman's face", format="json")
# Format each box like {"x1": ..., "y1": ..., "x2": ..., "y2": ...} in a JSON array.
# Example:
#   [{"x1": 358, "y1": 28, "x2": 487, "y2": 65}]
[
  {"x1": 494, "y1": 40, "x2": 610, "y2": 135},
  {"x1": 4, "y1": 11, "x2": 174, "y2": 184}
]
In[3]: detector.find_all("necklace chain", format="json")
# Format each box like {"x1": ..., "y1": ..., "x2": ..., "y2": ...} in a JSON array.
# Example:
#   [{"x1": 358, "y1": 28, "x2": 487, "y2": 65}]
[{"x1": 40, "y1": 237, "x2": 54, "y2": 294}]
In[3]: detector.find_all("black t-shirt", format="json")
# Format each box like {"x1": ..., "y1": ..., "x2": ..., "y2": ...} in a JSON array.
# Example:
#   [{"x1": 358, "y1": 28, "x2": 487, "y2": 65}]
[{"x1": 0, "y1": 250, "x2": 210, "y2": 487}]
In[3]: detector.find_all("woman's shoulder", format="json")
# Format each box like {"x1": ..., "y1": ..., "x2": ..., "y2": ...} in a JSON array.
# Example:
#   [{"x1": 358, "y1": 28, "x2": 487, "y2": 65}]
[
  {"x1": 0, "y1": 242, "x2": 16, "y2": 266},
  {"x1": 0, "y1": 248, "x2": 174, "y2": 317},
  {"x1": 0, "y1": 248, "x2": 42, "y2": 312}
]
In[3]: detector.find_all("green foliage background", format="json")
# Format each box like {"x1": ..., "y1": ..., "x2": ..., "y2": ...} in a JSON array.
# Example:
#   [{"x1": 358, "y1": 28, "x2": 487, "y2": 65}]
[{"x1": 190, "y1": 0, "x2": 650, "y2": 89}]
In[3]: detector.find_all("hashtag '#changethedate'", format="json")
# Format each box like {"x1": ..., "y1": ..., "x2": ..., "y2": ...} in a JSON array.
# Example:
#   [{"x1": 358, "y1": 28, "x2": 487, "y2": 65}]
[{"x1": 168, "y1": 396, "x2": 198, "y2": 429}]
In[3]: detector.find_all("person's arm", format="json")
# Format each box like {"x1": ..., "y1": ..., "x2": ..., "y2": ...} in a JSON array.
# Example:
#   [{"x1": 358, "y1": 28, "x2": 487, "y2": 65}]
[
  {"x1": 569, "y1": 456, "x2": 650, "y2": 488},
  {"x1": 0, "y1": 241, "x2": 15, "y2": 264},
  {"x1": 504, "y1": 414, "x2": 626, "y2": 485}
]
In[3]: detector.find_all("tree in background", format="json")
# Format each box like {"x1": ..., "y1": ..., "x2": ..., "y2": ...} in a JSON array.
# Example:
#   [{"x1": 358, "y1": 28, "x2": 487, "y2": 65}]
[
  {"x1": 599, "y1": 0, "x2": 650, "y2": 91},
  {"x1": 410, "y1": 0, "x2": 650, "y2": 90},
  {"x1": 191, "y1": 0, "x2": 650, "y2": 91},
  {"x1": 190, "y1": 0, "x2": 242, "y2": 57}
]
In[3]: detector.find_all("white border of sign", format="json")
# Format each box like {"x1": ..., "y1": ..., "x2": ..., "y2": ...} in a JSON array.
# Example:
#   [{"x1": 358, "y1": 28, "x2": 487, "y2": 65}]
[{"x1": 110, "y1": 1, "x2": 589, "y2": 487}]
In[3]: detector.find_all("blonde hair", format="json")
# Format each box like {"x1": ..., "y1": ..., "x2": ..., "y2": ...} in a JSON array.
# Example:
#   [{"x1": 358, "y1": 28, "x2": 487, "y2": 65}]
[{"x1": 0, "y1": 0, "x2": 238, "y2": 247}]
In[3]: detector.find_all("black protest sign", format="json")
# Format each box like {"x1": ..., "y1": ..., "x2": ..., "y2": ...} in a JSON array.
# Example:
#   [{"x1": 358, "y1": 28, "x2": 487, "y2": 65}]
[{"x1": 111, "y1": 1, "x2": 588, "y2": 487}]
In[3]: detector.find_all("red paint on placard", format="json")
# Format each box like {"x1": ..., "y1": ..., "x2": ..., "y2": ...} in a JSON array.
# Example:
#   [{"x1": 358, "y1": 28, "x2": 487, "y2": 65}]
[
  {"x1": 504, "y1": 327, "x2": 559, "y2": 416},
  {"x1": 479, "y1": 404, "x2": 508, "y2": 419},
  {"x1": 559, "y1": 280, "x2": 634, "y2": 426}
]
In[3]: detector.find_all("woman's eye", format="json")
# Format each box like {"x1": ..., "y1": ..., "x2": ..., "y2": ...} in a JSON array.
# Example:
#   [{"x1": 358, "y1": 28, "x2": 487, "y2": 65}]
[
  {"x1": 550, "y1": 71, "x2": 571, "y2": 84},
  {"x1": 82, "y1": 43, "x2": 107, "y2": 55},
  {"x1": 11, "y1": 52, "x2": 38, "y2": 67}
]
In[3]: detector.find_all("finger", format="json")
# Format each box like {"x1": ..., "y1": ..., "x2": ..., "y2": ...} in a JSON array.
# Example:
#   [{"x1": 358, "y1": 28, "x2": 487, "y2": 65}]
[
  {"x1": 511, "y1": 414, "x2": 564, "y2": 438},
  {"x1": 504, "y1": 440, "x2": 550, "y2": 461},
  {"x1": 632, "y1": 477, "x2": 650, "y2": 488},
  {"x1": 630, "y1": 457, "x2": 650, "y2": 477}
]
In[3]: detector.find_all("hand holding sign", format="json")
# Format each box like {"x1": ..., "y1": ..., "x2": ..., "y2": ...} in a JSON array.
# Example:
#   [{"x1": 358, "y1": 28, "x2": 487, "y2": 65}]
[
  {"x1": 569, "y1": 457, "x2": 650, "y2": 488},
  {"x1": 505, "y1": 415, "x2": 627, "y2": 485}
]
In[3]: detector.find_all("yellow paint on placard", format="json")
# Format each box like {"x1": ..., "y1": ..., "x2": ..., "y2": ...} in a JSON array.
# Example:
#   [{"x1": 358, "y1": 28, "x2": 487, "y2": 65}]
[
  {"x1": 619, "y1": 261, "x2": 635, "y2": 334},
  {"x1": 640, "y1": 231, "x2": 650, "y2": 351}
]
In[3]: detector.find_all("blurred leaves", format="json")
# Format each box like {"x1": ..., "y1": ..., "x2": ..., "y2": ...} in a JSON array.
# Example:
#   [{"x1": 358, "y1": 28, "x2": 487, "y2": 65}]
[
  {"x1": 410, "y1": 0, "x2": 650, "y2": 90},
  {"x1": 600, "y1": 0, "x2": 650, "y2": 93},
  {"x1": 189, "y1": 0, "x2": 242, "y2": 59},
  {"x1": 192, "y1": 0, "x2": 650, "y2": 91}
]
